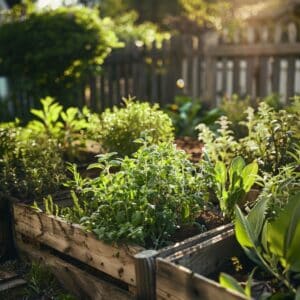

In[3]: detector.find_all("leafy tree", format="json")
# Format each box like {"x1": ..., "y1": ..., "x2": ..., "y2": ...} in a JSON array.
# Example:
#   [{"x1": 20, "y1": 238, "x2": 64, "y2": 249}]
[{"x1": 0, "y1": 5, "x2": 120, "y2": 104}]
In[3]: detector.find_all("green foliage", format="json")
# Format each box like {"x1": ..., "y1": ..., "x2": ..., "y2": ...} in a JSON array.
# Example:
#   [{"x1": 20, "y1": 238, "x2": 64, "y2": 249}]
[
  {"x1": 197, "y1": 101, "x2": 299, "y2": 174},
  {"x1": 257, "y1": 166, "x2": 300, "y2": 219},
  {"x1": 0, "y1": 124, "x2": 66, "y2": 200},
  {"x1": 234, "y1": 193, "x2": 300, "y2": 295},
  {"x1": 214, "y1": 156, "x2": 258, "y2": 218},
  {"x1": 26, "y1": 97, "x2": 100, "y2": 161},
  {"x1": 0, "y1": 6, "x2": 120, "y2": 102},
  {"x1": 63, "y1": 141, "x2": 204, "y2": 248},
  {"x1": 219, "y1": 269, "x2": 255, "y2": 299},
  {"x1": 197, "y1": 116, "x2": 240, "y2": 166},
  {"x1": 220, "y1": 95, "x2": 250, "y2": 137},
  {"x1": 100, "y1": 98, "x2": 174, "y2": 157},
  {"x1": 104, "y1": 11, "x2": 170, "y2": 47},
  {"x1": 240, "y1": 102, "x2": 298, "y2": 174},
  {"x1": 25, "y1": 263, "x2": 76, "y2": 299}
]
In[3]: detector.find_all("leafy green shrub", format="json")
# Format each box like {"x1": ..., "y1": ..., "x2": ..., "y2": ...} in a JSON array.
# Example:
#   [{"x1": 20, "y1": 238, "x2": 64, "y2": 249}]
[
  {"x1": 63, "y1": 141, "x2": 204, "y2": 248},
  {"x1": 100, "y1": 99, "x2": 174, "y2": 156},
  {"x1": 26, "y1": 97, "x2": 101, "y2": 161},
  {"x1": 0, "y1": 125, "x2": 66, "y2": 200},
  {"x1": 197, "y1": 101, "x2": 299, "y2": 174},
  {"x1": 240, "y1": 103, "x2": 298, "y2": 174},
  {"x1": 0, "y1": 6, "x2": 119, "y2": 102}
]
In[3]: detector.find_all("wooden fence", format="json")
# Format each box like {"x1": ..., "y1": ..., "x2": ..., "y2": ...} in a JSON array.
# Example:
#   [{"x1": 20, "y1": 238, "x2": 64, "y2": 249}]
[
  {"x1": 84, "y1": 21, "x2": 300, "y2": 110},
  {"x1": 1, "y1": 21, "x2": 300, "y2": 119}
]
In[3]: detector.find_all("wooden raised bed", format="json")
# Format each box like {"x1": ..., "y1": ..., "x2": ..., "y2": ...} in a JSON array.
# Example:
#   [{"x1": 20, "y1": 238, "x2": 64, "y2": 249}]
[
  {"x1": 156, "y1": 228, "x2": 249, "y2": 300},
  {"x1": 12, "y1": 201, "x2": 232, "y2": 300}
]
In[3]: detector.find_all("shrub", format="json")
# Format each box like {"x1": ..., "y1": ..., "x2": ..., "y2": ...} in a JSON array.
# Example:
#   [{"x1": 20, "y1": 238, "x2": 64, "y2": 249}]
[
  {"x1": 100, "y1": 99, "x2": 174, "y2": 156},
  {"x1": 63, "y1": 141, "x2": 204, "y2": 248},
  {"x1": 0, "y1": 125, "x2": 66, "y2": 200},
  {"x1": 0, "y1": 6, "x2": 119, "y2": 103}
]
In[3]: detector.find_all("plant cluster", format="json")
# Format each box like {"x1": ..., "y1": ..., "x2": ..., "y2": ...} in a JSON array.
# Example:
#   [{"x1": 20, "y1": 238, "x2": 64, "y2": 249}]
[
  {"x1": 197, "y1": 101, "x2": 299, "y2": 174},
  {"x1": 0, "y1": 125, "x2": 66, "y2": 200},
  {"x1": 165, "y1": 96, "x2": 221, "y2": 137},
  {"x1": 61, "y1": 141, "x2": 204, "y2": 248},
  {"x1": 26, "y1": 97, "x2": 101, "y2": 161},
  {"x1": 0, "y1": 6, "x2": 120, "y2": 103},
  {"x1": 100, "y1": 98, "x2": 174, "y2": 157}
]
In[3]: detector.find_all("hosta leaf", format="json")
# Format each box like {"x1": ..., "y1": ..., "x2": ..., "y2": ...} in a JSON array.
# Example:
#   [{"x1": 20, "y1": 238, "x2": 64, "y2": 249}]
[
  {"x1": 241, "y1": 161, "x2": 258, "y2": 192},
  {"x1": 219, "y1": 273, "x2": 245, "y2": 295},
  {"x1": 247, "y1": 198, "x2": 267, "y2": 242},
  {"x1": 229, "y1": 156, "x2": 245, "y2": 183},
  {"x1": 235, "y1": 205, "x2": 256, "y2": 249},
  {"x1": 215, "y1": 161, "x2": 227, "y2": 185},
  {"x1": 267, "y1": 193, "x2": 300, "y2": 263}
]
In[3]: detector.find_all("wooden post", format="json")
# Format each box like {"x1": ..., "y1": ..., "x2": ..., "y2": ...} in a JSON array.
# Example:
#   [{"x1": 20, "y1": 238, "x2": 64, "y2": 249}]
[{"x1": 134, "y1": 250, "x2": 158, "y2": 300}]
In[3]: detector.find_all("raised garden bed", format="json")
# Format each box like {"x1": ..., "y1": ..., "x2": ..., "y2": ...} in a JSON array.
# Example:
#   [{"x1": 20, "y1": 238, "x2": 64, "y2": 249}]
[
  {"x1": 156, "y1": 227, "x2": 248, "y2": 300},
  {"x1": 12, "y1": 201, "x2": 232, "y2": 300}
]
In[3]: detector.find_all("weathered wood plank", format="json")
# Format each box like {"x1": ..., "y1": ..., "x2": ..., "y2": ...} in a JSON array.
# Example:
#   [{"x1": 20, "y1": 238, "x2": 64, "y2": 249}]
[
  {"x1": 156, "y1": 229, "x2": 248, "y2": 300},
  {"x1": 17, "y1": 240, "x2": 133, "y2": 300},
  {"x1": 156, "y1": 259, "x2": 247, "y2": 300},
  {"x1": 13, "y1": 203, "x2": 142, "y2": 286},
  {"x1": 208, "y1": 43, "x2": 300, "y2": 57}
]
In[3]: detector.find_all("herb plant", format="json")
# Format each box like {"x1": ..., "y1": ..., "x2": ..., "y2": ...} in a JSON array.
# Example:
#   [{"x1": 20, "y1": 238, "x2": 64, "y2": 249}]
[
  {"x1": 26, "y1": 97, "x2": 100, "y2": 161},
  {"x1": 63, "y1": 141, "x2": 204, "y2": 248},
  {"x1": 214, "y1": 156, "x2": 258, "y2": 218},
  {"x1": 100, "y1": 98, "x2": 174, "y2": 157}
]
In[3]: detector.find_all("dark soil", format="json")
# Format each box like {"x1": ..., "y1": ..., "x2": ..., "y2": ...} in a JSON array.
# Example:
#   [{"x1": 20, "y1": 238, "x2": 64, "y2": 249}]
[
  {"x1": 171, "y1": 207, "x2": 226, "y2": 243},
  {"x1": 175, "y1": 137, "x2": 203, "y2": 163}
]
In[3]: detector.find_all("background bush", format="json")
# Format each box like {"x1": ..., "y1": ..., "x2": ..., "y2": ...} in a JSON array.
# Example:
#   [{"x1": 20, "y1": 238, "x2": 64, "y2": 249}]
[
  {"x1": 0, "y1": 6, "x2": 119, "y2": 104},
  {"x1": 100, "y1": 99, "x2": 174, "y2": 156},
  {"x1": 0, "y1": 125, "x2": 66, "y2": 200}
]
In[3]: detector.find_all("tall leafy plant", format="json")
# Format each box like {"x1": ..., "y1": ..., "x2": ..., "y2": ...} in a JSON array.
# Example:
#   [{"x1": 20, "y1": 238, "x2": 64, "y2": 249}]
[{"x1": 214, "y1": 156, "x2": 258, "y2": 218}]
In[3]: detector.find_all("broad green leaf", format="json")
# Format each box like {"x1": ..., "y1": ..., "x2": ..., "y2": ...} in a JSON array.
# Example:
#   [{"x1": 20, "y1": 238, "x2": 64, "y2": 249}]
[
  {"x1": 247, "y1": 198, "x2": 268, "y2": 242},
  {"x1": 229, "y1": 156, "x2": 245, "y2": 183},
  {"x1": 241, "y1": 161, "x2": 258, "y2": 192},
  {"x1": 267, "y1": 193, "x2": 300, "y2": 262},
  {"x1": 215, "y1": 161, "x2": 227, "y2": 185},
  {"x1": 219, "y1": 273, "x2": 245, "y2": 295},
  {"x1": 295, "y1": 288, "x2": 300, "y2": 300},
  {"x1": 235, "y1": 205, "x2": 256, "y2": 249},
  {"x1": 30, "y1": 109, "x2": 45, "y2": 120}
]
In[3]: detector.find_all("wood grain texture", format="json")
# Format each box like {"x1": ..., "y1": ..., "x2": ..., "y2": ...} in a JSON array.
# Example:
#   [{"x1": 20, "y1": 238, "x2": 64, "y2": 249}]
[
  {"x1": 17, "y1": 239, "x2": 133, "y2": 300},
  {"x1": 13, "y1": 203, "x2": 143, "y2": 286},
  {"x1": 156, "y1": 230, "x2": 248, "y2": 300},
  {"x1": 156, "y1": 259, "x2": 247, "y2": 300}
]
